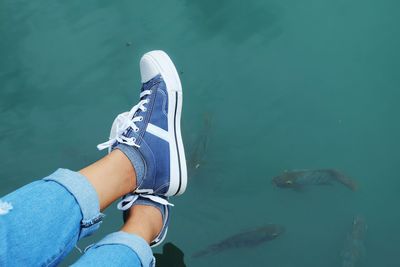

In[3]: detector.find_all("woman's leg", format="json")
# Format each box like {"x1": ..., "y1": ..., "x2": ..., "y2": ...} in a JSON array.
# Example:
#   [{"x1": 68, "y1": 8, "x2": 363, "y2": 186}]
[
  {"x1": 0, "y1": 150, "x2": 137, "y2": 266},
  {"x1": 72, "y1": 205, "x2": 162, "y2": 267},
  {"x1": 1, "y1": 50, "x2": 185, "y2": 267}
]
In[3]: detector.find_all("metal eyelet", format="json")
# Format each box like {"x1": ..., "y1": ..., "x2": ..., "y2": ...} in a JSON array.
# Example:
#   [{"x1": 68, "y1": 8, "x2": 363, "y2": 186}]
[
  {"x1": 139, "y1": 116, "x2": 143, "y2": 121},
  {"x1": 143, "y1": 107, "x2": 147, "y2": 112},
  {"x1": 134, "y1": 128, "x2": 139, "y2": 132}
]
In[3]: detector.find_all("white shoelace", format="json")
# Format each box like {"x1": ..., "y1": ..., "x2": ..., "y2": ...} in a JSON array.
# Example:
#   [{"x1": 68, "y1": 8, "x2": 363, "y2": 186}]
[
  {"x1": 117, "y1": 192, "x2": 174, "y2": 211},
  {"x1": 97, "y1": 90, "x2": 152, "y2": 151}
]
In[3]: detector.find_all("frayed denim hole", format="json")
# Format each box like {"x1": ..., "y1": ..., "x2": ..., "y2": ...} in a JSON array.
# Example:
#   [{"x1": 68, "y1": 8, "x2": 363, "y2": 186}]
[
  {"x1": 81, "y1": 213, "x2": 105, "y2": 228},
  {"x1": 0, "y1": 200, "x2": 13, "y2": 215}
]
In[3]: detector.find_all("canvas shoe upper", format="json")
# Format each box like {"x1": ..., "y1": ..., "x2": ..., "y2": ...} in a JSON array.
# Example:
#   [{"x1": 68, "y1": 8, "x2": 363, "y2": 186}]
[
  {"x1": 117, "y1": 194, "x2": 171, "y2": 247},
  {"x1": 97, "y1": 50, "x2": 187, "y2": 197}
]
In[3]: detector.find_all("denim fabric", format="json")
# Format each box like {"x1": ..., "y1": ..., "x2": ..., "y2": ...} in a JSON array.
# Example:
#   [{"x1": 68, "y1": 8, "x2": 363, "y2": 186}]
[
  {"x1": 43, "y1": 169, "x2": 104, "y2": 239},
  {"x1": 73, "y1": 232, "x2": 154, "y2": 267},
  {"x1": 0, "y1": 169, "x2": 152, "y2": 267},
  {"x1": 72, "y1": 244, "x2": 142, "y2": 267},
  {"x1": 0, "y1": 179, "x2": 82, "y2": 266}
]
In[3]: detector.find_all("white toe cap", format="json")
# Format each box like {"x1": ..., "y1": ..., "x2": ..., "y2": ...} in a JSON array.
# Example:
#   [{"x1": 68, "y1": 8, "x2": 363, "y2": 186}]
[{"x1": 140, "y1": 51, "x2": 163, "y2": 83}]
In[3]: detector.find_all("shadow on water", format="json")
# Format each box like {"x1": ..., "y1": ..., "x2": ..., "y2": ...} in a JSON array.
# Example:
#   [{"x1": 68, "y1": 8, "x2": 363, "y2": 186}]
[
  {"x1": 178, "y1": 0, "x2": 283, "y2": 43},
  {"x1": 154, "y1": 242, "x2": 187, "y2": 267}
]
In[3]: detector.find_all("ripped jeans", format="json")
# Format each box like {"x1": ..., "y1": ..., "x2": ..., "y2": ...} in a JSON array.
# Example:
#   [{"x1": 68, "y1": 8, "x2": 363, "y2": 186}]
[{"x1": 0, "y1": 169, "x2": 155, "y2": 267}]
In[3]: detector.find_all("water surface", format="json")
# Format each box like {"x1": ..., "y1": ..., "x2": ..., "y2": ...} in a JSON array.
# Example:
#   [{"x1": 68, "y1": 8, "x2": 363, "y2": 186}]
[{"x1": 1, "y1": 0, "x2": 399, "y2": 266}]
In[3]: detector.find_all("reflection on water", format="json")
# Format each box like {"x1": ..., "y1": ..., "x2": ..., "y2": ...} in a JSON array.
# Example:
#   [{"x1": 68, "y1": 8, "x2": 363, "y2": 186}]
[
  {"x1": 179, "y1": 0, "x2": 283, "y2": 43},
  {"x1": 341, "y1": 215, "x2": 367, "y2": 267},
  {"x1": 1, "y1": 0, "x2": 400, "y2": 266},
  {"x1": 187, "y1": 112, "x2": 212, "y2": 177},
  {"x1": 154, "y1": 242, "x2": 186, "y2": 267}
]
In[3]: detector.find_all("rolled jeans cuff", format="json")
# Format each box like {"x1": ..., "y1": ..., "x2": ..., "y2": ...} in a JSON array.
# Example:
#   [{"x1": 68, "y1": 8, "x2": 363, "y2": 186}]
[
  {"x1": 94, "y1": 231, "x2": 155, "y2": 267},
  {"x1": 43, "y1": 168, "x2": 104, "y2": 239}
]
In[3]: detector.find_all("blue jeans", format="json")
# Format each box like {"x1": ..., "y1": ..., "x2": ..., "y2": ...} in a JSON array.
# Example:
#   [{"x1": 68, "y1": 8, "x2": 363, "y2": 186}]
[{"x1": 0, "y1": 169, "x2": 155, "y2": 266}]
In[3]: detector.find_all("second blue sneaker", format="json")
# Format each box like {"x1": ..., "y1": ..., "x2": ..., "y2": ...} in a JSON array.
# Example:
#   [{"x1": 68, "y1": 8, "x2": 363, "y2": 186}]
[
  {"x1": 98, "y1": 50, "x2": 187, "y2": 196},
  {"x1": 117, "y1": 194, "x2": 171, "y2": 247}
]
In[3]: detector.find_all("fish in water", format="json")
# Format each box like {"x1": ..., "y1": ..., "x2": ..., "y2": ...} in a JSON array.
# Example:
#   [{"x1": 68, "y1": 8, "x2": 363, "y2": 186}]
[
  {"x1": 341, "y1": 215, "x2": 367, "y2": 267},
  {"x1": 192, "y1": 224, "x2": 284, "y2": 258},
  {"x1": 272, "y1": 169, "x2": 357, "y2": 191}
]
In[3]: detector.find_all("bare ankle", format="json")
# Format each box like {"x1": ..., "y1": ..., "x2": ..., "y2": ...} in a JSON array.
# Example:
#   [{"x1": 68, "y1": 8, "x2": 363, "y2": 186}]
[
  {"x1": 121, "y1": 205, "x2": 163, "y2": 244},
  {"x1": 79, "y1": 150, "x2": 137, "y2": 211}
]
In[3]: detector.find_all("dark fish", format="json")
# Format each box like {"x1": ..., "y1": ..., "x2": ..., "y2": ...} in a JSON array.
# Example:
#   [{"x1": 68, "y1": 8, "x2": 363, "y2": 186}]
[
  {"x1": 341, "y1": 215, "x2": 367, "y2": 267},
  {"x1": 272, "y1": 169, "x2": 357, "y2": 191},
  {"x1": 192, "y1": 224, "x2": 284, "y2": 258}
]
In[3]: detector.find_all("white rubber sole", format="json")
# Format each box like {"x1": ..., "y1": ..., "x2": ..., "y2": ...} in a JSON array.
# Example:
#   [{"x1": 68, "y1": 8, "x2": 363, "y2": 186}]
[{"x1": 140, "y1": 50, "x2": 187, "y2": 196}]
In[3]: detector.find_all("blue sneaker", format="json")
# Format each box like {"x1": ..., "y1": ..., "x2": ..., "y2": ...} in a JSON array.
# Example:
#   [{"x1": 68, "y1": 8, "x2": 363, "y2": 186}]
[
  {"x1": 117, "y1": 194, "x2": 171, "y2": 247},
  {"x1": 98, "y1": 50, "x2": 187, "y2": 196}
]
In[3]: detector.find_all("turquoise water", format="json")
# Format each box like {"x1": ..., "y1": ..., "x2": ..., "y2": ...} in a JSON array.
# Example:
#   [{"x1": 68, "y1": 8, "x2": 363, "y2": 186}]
[{"x1": 1, "y1": 0, "x2": 399, "y2": 266}]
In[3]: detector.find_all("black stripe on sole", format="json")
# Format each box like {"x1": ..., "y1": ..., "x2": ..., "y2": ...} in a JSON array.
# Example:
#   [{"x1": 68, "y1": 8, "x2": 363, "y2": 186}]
[{"x1": 173, "y1": 92, "x2": 182, "y2": 196}]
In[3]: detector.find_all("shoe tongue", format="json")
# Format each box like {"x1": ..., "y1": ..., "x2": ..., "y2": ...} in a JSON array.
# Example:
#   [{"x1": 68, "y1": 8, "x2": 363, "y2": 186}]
[
  {"x1": 131, "y1": 77, "x2": 160, "y2": 125},
  {"x1": 132, "y1": 109, "x2": 142, "y2": 119},
  {"x1": 140, "y1": 83, "x2": 146, "y2": 92}
]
